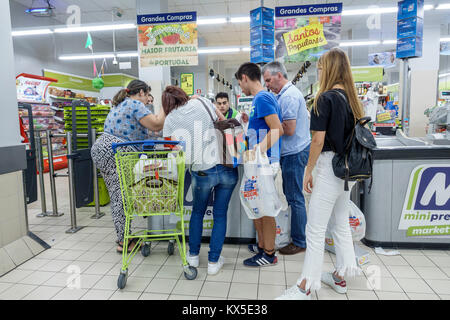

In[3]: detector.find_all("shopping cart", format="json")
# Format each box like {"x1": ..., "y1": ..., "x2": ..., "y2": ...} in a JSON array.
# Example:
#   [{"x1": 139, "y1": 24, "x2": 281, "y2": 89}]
[{"x1": 112, "y1": 140, "x2": 197, "y2": 289}]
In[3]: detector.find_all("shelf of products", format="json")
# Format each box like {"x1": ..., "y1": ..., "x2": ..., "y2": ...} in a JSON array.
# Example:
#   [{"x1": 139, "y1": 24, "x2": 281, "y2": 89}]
[{"x1": 48, "y1": 87, "x2": 98, "y2": 104}]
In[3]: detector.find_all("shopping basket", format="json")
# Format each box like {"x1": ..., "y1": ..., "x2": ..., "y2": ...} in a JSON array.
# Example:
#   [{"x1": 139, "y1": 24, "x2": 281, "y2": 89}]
[{"x1": 112, "y1": 140, "x2": 197, "y2": 289}]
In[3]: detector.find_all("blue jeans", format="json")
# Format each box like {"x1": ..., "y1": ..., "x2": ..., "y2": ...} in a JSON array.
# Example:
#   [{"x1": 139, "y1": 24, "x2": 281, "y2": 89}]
[
  {"x1": 280, "y1": 146, "x2": 310, "y2": 248},
  {"x1": 189, "y1": 165, "x2": 238, "y2": 262}
]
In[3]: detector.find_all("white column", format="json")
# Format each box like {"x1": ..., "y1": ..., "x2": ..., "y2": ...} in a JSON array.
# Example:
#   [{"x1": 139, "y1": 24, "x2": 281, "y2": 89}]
[
  {"x1": 407, "y1": 24, "x2": 441, "y2": 137},
  {"x1": 136, "y1": 0, "x2": 170, "y2": 113}
]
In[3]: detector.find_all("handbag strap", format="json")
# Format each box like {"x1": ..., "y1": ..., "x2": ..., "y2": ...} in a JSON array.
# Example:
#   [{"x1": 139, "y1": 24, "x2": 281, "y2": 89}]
[{"x1": 197, "y1": 97, "x2": 217, "y2": 124}]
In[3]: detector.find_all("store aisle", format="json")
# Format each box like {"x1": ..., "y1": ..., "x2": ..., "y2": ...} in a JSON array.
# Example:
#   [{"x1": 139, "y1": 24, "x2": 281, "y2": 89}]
[{"x1": 0, "y1": 172, "x2": 449, "y2": 300}]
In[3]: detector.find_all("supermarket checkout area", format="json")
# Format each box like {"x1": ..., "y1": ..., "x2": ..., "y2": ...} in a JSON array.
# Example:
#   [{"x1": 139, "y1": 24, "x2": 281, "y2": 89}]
[{"x1": 356, "y1": 130, "x2": 450, "y2": 249}]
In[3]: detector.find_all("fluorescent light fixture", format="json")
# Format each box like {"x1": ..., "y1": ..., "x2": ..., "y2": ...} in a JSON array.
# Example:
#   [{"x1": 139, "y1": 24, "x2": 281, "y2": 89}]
[
  {"x1": 436, "y1": 3, "x2": 450, "y2": 10},
  {"x1": 230, "y1": 16, "x2": 250, "y2": 23},
  {"x1": 441, "y1": 37, "x2": 450, "y2": 42},
  {"x1": 242, "y1": 47, "x2": 251, "y2": 52},
  {"x1": 340, "y1": 40, "x2": 381, "y2": 47},
  {"x1": 25, "y1": 8, "x2": 51, "y2": 14},
  {"x1": 117, "y1": 52, "x2": 139, "y2": 58},
  {"x1": 439, "y1": 73, "x2": 450, "y2": 78},
  {"x1": 342, "y1": 7, "x2": 398, "y2": 16},
  {"x1": 12, "y1": 29, "x2": 53, "y2": 36},
  {"x1": 382, "y1": 40, "x2": 397, "y2": 45},
  {"x1": 198, "y1": 47, "x2": 240, "y2": 54},
  {"x1": 197, "y1": 18, "x2": 227, "y2": 25},
  {"x1": 424, "y1": 4, "x2": 435, "y2": 10},
  {"x1": 59, "y1": 53, "x2": 116, "y2": 60},
  {"x1": 54, "y1": 23, "x2": 136, "y2": 33}
]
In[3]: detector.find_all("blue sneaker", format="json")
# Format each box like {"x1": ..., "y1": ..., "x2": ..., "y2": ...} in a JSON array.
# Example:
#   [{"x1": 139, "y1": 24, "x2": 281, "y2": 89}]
[
  {"x1": 247, "y1": 244, "x2": 264, "y2": 254},
  {"x1": 244, "y1": 252, "x2": 278, "y2": 267}
]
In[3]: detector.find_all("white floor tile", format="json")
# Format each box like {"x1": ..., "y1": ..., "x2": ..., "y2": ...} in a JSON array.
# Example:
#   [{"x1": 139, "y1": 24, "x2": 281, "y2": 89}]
[
  {"x1": 425, "y1": 279, "x2": 450, "y2": 295},
  {"x1": 40, "y1": 260, "x2": 73, "y2": 272},
  {"x1": 168, "y1": 294, "x2": 198, "y2": 300},
  {"x1": 427, "y1": 256, "x2": 450, "y2": 268},
  {"x1": 407, "y1": 293, "x2": 440, "y2": 300},
  {"x1": 172, "y1": 279, "x2": 204, "y2": 296},
  {"x1": 43, "y1": 272, "x2": 71, "y2": 287},
  {"x1": 232, "y1": 269, "x2": 259, "y2": 284},
  {"x1": 16, "y1": 258, "x2": 51, "y2": 271},
  {"x1": 80, "y1": 289, "x2": 115, "y2": 300},
  {"x1": 120, "y1": 276, "x2": 152, "y2": 293},
  {"x1": 396, "y1": 278, "x2": 434, "y2": 294},
  {"x1": 317, "y1": 287, "x2": 348, "y2": 300},
  {"x1": 387, "y1": 265, "x2": 420, "y2": 278},
  {"x1": 228, "y1": 283, "x2": 258, "y2": 299},
  {"x1": 84, "y1": 262, "x2": 116, "y2": 275},
  {"x1": 345, "y1": 276, "x2": 373, "y2": 291},
  {"x1": 439, "y1": 295, "x2": 450, "y2": 300},
  {"x1": 36, "y1": 249, "x2": 66, "y2": 260},
  {"x1": 346, "y1": 289, "x2": 379, "y2": 300},
  {"x1": 77, "y1": 251, "x2": 102, "y2": 262},
  {"x1": 200, "y1": 281, "x2": 230, "y2": 298},
  {"x1": 139, "y1": 292, "x2": 169, "y2": 300},
  {"x1": 259, "y1": 270, "x2": 286, "y2": 286},
  {"x1": 109, "y1": 290, "x2": 142, "y2": 300},
  {"x1": 130, "y1": 264, "x2": 160, "y2": 278},
  {"x1": 205, "y1": 269, "x2": 234, "y2": 283},
  {"x1": 22, "y1": 286, "x2": 63, "y2": 300},
  {"x1": 78, "y1": 274, "x2": 103, "y2": 289},
  {"x1": 18, "y1": 271, "x2": 56, "y2": 285},
  {"x1": 92, "y1": 275, "x2": 119, "y2": 291},
  {"x1": 0, "y1": 283, "x2": 13, "y2": 294},
  {"x1": 154, "y1": 265, "x2": 183, "y2": 280},
  {"x1": 257, "y1": 284, "x2": 286, "y2": 300},
  {"x1": 285, "y1": 272, "x2": 300, "y2": 286},
  {"x1": 441, "y1": 267, "x2": 450, "y2": 278},
  {"x1": 51, "y1": 287, "x2": 88, "y2": 300},
  {"x1": 378, "y1": 255, "x2": 409, "y2": 266},
  {"x1": 53, "y1": 250, "x2": 85, "y2": 261},
  {"x1": 370, "y1": 277, "x2": 403, "y2": 292},
  {"x1": 375, "y1": 291, "x2": 409, "y2": 300},
  {"x1": 145, "y1": 278, "x2": 177, "y2": 294},
  {"x1": 284, "y1": 260, "x2": 302, "y2": 273},
  {"x1": 0, "y1": 284, "x2": 37, "y2": 300},
  {"x1": 403, "y1": 255, "x2": 435, "y2": 267},
  {"x1": 413, "y1": 267, "x2": 448, "y2": 280},
  {"x1": 0, "y1": 269, "x2": 34, "y2": 283}
]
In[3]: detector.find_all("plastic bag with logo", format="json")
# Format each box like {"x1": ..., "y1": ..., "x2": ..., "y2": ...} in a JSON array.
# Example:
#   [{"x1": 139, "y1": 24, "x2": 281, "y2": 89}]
[
  {"x1": 239, "y1": 146, "x2": 282, "y2": 220},
  {"x1": 133, "y1": 153, "x2": 178, "y2": 184},
  {"x1": 275, "y1": 207, "x2": 291, "y2": 250},
  {"x1": 325, "y1": 200, "x2": 366, "y2": 241}
]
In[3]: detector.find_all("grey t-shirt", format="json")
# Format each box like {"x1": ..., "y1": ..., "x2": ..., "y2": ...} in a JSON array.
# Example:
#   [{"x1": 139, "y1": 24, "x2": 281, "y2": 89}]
[{"x1": 163, "y1": 98, "x2": 220, "y2": 172}]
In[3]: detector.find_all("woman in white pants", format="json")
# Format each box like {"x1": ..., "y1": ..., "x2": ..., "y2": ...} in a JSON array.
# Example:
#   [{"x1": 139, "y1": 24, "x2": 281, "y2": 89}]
[{"x1": 277, "y1": 48, "x2": 365, "y2": 300}]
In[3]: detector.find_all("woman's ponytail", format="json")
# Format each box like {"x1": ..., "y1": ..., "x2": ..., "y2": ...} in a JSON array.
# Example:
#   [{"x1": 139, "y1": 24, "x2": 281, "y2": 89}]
[{"x1": 112, "y1": 89, "x2": 128, "y2": 107}]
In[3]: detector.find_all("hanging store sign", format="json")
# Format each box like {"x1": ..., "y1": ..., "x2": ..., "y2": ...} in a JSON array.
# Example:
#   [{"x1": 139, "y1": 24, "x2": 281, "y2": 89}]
[
  {"x1": 16, "y1": 73, "x2": 58, "y2": 103},
  {"x1": 137, "y1": 12, "x2": 198, "y2": 67},
  {"x1": 180, "y1": 73, "x2": 194, "y2": 96},
  {"x1": 43, "y1": 70, "x2": 100, "y2": 92},
  {"x1": 368, "y1": 52, "x2": 396, "y2": 68},
  {"x1": 275, "y1": 3, "x2": 342, "y2": 63},
  {"x1": 351, "y1": 66, "x2": 384, "y2": 82},
  {"x1": 399, "y1": 165, "x2": 450, "y2": 237}
]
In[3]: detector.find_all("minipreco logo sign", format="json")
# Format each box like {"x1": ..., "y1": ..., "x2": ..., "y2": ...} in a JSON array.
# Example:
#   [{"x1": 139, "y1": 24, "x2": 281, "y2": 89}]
[{"x1": 399, "y1": 165, "x2": 450, "y2": 237}]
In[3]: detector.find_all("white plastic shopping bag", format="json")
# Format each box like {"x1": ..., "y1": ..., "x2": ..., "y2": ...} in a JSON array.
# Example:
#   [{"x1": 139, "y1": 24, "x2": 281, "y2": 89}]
[
  {"x1": 325, "y1": 200, "x2": 366, "y2": 241},
  {"x1": 275, "y1": 207, "x2": 291, "y2": 249},
  {"x1": 239, "y1": 146, "x2": 282, "y2": 220}
]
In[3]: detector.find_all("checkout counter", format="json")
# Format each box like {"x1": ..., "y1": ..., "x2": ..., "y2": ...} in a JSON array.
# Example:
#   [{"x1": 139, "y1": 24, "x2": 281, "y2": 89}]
[{"x1": 359, "y1": 130, "x2": 450, "y2": 249}]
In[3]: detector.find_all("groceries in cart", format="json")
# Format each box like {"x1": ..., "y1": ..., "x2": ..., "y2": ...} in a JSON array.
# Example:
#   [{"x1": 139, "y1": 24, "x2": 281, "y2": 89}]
[{"x1": 131, "y1": 153, "x2": 179, "y2": 214}]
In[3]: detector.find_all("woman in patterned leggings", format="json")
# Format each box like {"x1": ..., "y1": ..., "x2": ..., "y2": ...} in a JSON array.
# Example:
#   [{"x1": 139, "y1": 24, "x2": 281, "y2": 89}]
[{"x1": 91, "y1": 80, "x2": 166, "y2": 253}]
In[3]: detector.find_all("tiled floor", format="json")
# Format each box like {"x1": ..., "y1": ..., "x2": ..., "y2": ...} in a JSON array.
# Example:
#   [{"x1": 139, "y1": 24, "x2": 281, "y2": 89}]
[{"x1": 0, "y1": 172, "x2": 449, "y2": 300}]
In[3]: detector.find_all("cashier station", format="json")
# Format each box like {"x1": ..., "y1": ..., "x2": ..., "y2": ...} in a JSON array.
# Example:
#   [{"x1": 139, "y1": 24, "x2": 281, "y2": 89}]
[{"x1": 357, "y1": 128, "x2": 450, "y2": 250}]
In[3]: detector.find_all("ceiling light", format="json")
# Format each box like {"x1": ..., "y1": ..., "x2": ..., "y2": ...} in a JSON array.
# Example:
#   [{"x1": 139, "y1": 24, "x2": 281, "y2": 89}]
[
  {"x1": 198, "y1": 47, "x2": 240, "y2": 54},
  {"x1": 439, "y1": 73, "x2": 450, "y2": 78},
  {"x1": 441, "y1": 37, "x2": 450, "y2": 42},
  {"x1": 12, "y1": 29, "x2": 53, "y2": 36},
  {"x1": 339, "y1": 40, "x2": 381, "y2": 47},
  {"x1": 117, "y1": 52, "x2": 139, "y2": 58},
  {"x1": 424, "y1": 4, "x2": 435, "y2": 10},
  {"x1": 382, "y1": 40, "x2": 397, "y2": 45},
  {"x1": 230, "y1": 16, "x2": 250, "y2": 23},
  {"x1": 59, "y1": 53, "x2": 116, "y2": 60},
  {"x1": 54, "y1": 23, "x2": 136, "y2": 33},
  {"x1": 197, "y1": 18, "x2": 227, "y2": 25},
  {"x1": 436, "y1": 3, "x2": 450, "y2": 10},
  {"x1": 342, "y1": 7, "x2": 398, "y2": 16},
  {"x1": 242, "y1": 47, "x2": 251, "y2": 52}
]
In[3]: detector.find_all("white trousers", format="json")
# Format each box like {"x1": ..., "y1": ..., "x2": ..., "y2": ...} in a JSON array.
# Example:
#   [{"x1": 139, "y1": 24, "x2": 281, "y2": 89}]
[{"x1": 297, "y1": 152, "x2": 360, "y2": 291}]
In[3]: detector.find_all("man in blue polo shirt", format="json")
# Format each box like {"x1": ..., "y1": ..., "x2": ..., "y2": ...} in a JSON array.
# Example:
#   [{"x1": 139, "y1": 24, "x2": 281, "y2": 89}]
[
  {"x1": 263, "y1": 61, "x2": 311, "y2": 255},
  {"x1": 235, "y1": 62, "x2": 284, "y2": 267}
]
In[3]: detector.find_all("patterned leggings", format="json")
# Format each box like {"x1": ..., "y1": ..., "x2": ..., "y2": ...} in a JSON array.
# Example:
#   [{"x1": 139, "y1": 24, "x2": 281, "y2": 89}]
[{"x1": 91, "y1": 133, "x2": 135, "y2": 242}]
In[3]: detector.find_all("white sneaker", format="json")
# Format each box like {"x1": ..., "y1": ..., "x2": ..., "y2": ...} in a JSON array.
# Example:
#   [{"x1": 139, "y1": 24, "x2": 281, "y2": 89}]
[
  {"x1": 321, "y1": 272, "x2": 347, "y2": 294},
  {"x1": 207, "y1": 256, "x2": 224, "y2": 275},
  {"x1": 276, "y1": 285, "x2": 312, "y2": 300},
  {"x1": 186, "y1": 253, "x2": 199, "y2": 268}
]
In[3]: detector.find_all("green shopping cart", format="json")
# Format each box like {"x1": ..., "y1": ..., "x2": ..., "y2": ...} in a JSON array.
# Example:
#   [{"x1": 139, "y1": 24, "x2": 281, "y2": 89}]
[{"x1": 112, "y1": 140, "x2": 197, "y2": 289}]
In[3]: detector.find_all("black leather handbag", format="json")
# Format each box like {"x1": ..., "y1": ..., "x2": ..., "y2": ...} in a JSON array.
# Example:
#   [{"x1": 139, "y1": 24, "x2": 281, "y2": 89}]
[{"x1": 331, "y1": 91, "x2": 377, "y2": 191}]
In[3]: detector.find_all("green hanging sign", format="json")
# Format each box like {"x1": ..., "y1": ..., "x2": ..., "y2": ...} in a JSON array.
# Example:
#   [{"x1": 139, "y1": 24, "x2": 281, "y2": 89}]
[{"x1": 351, "y1": 66, "x2": 384, "y2": 82}]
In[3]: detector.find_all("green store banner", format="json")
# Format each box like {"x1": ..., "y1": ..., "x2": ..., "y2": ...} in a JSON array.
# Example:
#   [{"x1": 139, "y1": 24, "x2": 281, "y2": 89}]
[
  {"x1": 44, "y1": 70, "x2": 100, "y2": 92},
  {"x1": 275, "y1": 3, "x2": 343, "y2": 63},
  {"x1": 101, "y1": 74, "x2": 138, "y2": 88},
  {"x1": 137, "y1": 12, "x2": 198, "y2": 67},
  {"x1": 351, "y1": 66, "x2": 384, "y2": 82}
]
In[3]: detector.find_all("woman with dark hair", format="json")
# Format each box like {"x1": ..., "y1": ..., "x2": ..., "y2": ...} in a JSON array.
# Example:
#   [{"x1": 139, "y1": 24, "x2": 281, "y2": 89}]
[
  {"x1": 162, "y1": 86, "x2": 238, "y2": 276},
  {"x1": 91, "y1": 79, "x2": 166, "y2": 253}
]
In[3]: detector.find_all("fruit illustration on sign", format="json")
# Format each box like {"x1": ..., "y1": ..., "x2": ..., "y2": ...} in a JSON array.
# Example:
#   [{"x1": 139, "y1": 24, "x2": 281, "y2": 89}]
[{"x1": 162, "y1": 33, "x2": 180, "y2": 45}]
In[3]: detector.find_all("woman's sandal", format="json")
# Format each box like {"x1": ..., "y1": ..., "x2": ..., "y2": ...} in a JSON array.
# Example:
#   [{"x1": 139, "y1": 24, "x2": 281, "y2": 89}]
[{"x1": 116, "y1": 238, "x2": 139, "y2": 253}]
